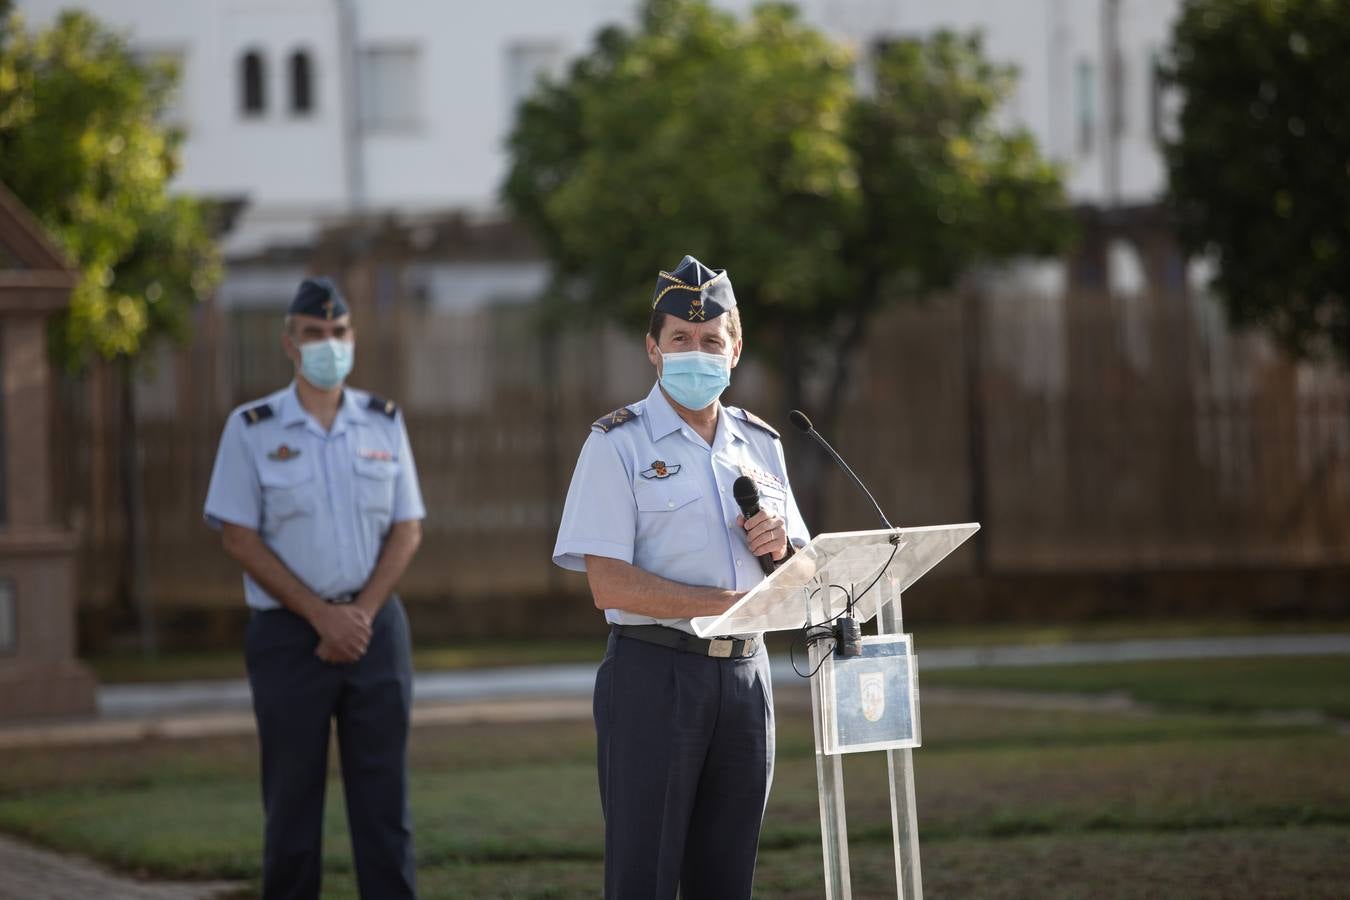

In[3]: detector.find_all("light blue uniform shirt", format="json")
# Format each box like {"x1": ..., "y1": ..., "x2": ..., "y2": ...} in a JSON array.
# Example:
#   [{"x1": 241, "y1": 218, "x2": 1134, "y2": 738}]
[
  {"x1": 204, "y1": 382, "x2": 426, "y2": 611},
  {"x1": 553, "y1": 381, "x2": 810, "y2": 634}
]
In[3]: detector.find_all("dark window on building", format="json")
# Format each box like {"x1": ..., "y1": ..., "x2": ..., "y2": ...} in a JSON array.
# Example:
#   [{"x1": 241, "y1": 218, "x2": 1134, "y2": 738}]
[
  {"x1": 290, "y1": 49, "x2": 314, "y2": 114},
  {"x1": 241, "y1": 50, "x2": 266, "y2": 116}
]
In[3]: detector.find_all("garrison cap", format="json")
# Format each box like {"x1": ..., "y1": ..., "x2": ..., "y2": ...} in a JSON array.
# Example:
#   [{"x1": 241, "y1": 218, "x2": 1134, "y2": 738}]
[
  {"x1": 651, "y1": 255, "x2": 736, "y2": 323},
  {"x1": 288, "y1": 277, "x2": 349, "y2": 321}
]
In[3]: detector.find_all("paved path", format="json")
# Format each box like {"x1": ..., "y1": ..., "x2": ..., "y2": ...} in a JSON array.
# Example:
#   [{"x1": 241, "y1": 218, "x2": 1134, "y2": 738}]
[
  {"x1": 96, "y1": 632, "x2": 1350, "y2": 718},
  {"x1": 4, "y1": 631, "x2": 1342, "y2": 750},
  {"x1": 0, "y1": 833, "x2": 243, "y2": 900}
]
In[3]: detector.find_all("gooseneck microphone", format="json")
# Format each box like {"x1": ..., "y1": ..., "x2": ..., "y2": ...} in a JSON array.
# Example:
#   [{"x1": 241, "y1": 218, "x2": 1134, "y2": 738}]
[
  {"x1": 732, "y1": 475, "x2": 778, "y2": 575},
  {"x1": 788, "y1": 409, "x2": 894, "y2": 530},
  {"x1": 788, "y1": 409, "x2": 898, "y2": 658}
]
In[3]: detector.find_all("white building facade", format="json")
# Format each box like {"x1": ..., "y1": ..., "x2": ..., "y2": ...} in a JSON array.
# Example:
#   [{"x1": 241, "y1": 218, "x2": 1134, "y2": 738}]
[{"x1": 18, "y1": 0, "x2": 1182, "y2": 259}]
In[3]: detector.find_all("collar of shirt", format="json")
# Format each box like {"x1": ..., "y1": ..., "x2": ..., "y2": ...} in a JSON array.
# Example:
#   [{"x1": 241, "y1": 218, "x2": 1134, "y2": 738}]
[
  {"x1": 276, "y1": 381, "x2": 363, "y2": 438},
  {"x1": 642, "y1": 380, "x2": 749, "y2": 451}
]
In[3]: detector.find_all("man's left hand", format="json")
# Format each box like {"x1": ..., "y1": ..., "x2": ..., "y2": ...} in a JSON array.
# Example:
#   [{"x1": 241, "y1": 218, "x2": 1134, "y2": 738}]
[
  {"x1": 314, "y1": 605, "x2": 373, "y2": 664},
  {"x1": 737, "y1": 510, "x2": 789, "y2": 561}
]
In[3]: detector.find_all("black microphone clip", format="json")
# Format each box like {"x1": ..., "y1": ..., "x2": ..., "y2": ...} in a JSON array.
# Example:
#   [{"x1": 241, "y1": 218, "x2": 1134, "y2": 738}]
[{"x1": 833, "y1": 615, "x2": 862, "y2": 657}]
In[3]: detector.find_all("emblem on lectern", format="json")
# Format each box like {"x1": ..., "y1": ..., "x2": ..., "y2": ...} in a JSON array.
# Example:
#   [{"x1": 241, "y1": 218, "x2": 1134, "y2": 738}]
[{"x1": 859, "y1": 671, "x2": 885, "y2": 722}]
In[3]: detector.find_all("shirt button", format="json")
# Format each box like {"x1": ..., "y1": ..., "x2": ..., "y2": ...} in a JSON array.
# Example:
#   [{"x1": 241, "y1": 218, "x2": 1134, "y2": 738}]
[
  {"x1": 667, "y1": 500, "x2": 675, "y2": 508},
  {"x1": 736, "y1": 560, "x2": 743, "y2": 567}
]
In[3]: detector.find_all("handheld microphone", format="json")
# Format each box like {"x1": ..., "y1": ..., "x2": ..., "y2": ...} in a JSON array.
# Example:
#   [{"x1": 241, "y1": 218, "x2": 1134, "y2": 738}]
[
  {"x1": 789, "y1": 409, "x2": 897, "y2": 657},
  {"x1": 732, "y1": 475, "x2": 777, "y2": 575}
]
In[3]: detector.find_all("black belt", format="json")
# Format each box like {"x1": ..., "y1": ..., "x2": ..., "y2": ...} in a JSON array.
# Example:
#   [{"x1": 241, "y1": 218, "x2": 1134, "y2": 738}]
[
  {"x1": 326, "y1": 593, "x2": 356, "y2": 604},
  {"x1": 613, "y1": 624, "x2": 760, "y2": 659}
]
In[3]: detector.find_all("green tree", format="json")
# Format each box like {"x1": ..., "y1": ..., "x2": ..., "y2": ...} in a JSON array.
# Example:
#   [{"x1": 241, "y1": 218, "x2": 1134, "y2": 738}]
[
  {"x1": 504, "y1": 0, "x2": 1070, "y2": 519},
  {"x1": 0, "y1": 8, "x2": 220, "y2": 365},
  {"x1": 1164, "y1": 0, "x2": 1349, "y2": 363},
  {"x1": 1, "y1": 7, "x2": 222, "y2": 652}
]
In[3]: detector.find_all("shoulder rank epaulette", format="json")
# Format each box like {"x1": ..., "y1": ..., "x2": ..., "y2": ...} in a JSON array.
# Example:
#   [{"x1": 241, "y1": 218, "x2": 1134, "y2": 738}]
[
  {"x1": 240, "y1": 403, "x2": 274, "y2": 427},
  {"x1": 367, "y1": 395, "x2": 398, "y2": 419},
  {"x1": 738, "y1": 409, "x2": 780, "y2": 439},
  {"x1": 592, "y1": 407, "x2": 637, "y2": 433}
]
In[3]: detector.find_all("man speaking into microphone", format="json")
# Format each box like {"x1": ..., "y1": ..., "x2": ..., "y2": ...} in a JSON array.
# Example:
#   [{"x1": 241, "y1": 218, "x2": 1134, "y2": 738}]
[{"x1": 553, "y1": 255, "x2": 810, "y2": 899}]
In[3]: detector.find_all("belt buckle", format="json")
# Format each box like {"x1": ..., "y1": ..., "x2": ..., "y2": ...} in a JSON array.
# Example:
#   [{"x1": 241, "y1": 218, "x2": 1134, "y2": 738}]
[{"x1": 708, "y1": 638, "x2": 734, "y2": 659}]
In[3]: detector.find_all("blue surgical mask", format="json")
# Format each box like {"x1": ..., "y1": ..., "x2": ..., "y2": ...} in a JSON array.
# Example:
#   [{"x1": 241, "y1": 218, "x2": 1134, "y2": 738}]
[
  {"x1": 660, "y1": 350, "x2": 731, "y2": 411},
  {"x1": 299, "y1": 338, "x2": 354, "y2": 390}
]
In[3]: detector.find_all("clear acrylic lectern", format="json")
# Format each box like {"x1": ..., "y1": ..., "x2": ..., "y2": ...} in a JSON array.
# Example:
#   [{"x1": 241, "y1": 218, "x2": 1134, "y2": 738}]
[{"x1": 691, "y1": 523, "x2": 980, "y2": 900}]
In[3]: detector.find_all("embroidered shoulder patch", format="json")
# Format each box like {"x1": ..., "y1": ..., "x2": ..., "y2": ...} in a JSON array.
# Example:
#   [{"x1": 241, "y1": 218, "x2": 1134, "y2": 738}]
[
  {"x1": 738, "y1": 409, "x2": 780, "y2": 440},
  {"x1": 240, "y1": 403, "x2": 274, "y2": 427},
  {"x1": 592, "y1": 407, "x2": 637, "y2": 433},
  {"x1": 367, "y1": 395, "x2": 398, "y2": 419}
]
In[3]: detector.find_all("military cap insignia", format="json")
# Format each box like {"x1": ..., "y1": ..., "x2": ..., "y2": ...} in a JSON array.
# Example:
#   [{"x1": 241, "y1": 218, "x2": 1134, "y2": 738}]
[
  {"x1": 592, "y1": 407, "x2": 636, "y2": 433},
  {"x1": 651, "y1": 255, "x2": 736, "y2": 323},
  {"x1": 268, "y1": 444, "x2": 301, "y2": 461},
  {"x1": 289, "y1": 277, "x2": 349, "y2": 319},
  {"x1": 366, "y1": 395, "x2": 398, "y2": 419},
  {"x1": 640, "y1": 459, "x2": 681, "y2": 480},
  {"x1": 737, "y1": 409, "x2": 781, "y2": 439},
  {"x1": 241, "y1": 403, "x2": 274, "y2": 426}
]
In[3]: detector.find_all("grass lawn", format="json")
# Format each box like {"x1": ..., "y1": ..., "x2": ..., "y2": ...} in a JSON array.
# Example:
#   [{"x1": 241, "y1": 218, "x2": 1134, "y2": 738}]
[
  {"x1": 2, "y1": 656, "x2": 1346, "y2": 897},
  {"x1": 922, "y1": 654, "x2": 1350, "y2": 719}
]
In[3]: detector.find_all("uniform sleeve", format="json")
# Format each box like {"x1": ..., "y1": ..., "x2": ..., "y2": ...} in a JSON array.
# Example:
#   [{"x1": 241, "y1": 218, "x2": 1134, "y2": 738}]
[
  {"x1": 776, "y1": 439, "x2": 812, "y2": 550},
  {"x1": 552, "y1": 431, "x2": 637, "y2": 572},
  {"x1": 390, "y1": 413, "x2": 426, "y2": 523},
  {"x1": 203, "y1": 414, "x2": 262, "y2": 531}
]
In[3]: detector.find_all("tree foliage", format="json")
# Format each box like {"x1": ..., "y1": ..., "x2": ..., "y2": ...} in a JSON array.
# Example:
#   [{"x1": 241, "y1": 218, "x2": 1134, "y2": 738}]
[
  {"x1": 1164, "y1": 0, "x2": 1349, "y2": 364},
  {"x1": 0, "y1": 8, "x2": 220, "y2": 368},
  {"x1": 503, "y1": 0, "x2": 1071, "y2": 408}
]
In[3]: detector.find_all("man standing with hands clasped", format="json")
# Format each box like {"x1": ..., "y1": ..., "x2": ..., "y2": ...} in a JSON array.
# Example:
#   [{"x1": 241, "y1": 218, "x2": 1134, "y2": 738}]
[
  {"x1": 553, "y1": 255, "x2": 811, "y2": 899},
  {"x1": 204, "y1": 277, "x2": 424, "y2": 899}
]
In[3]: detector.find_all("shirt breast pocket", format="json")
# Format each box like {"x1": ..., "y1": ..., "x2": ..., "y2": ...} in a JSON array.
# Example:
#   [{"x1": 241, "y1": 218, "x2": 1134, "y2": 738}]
[
  {"x1": 354, "y1": 457, "x2": 398, "y2": 519},
  {"x1": 634, "y1": 479, "x2": 708, "y2": 558},
  {"x1": 260, "y1": 466, "x2": 317, "y2": 534}
]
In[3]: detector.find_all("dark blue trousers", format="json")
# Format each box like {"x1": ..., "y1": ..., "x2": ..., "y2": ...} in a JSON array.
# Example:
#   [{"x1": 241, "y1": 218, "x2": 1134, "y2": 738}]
[
  {"x1": 245, "y1": 599, "x2": 415, "y2": 900},
  {"x1": 593, "y1": 630, "x2": 775, "y2": 900}
]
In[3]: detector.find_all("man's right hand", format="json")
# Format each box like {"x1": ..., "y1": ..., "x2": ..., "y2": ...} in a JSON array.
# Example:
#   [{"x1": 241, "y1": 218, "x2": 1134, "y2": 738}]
[{"x1": 310, "y1": 603, "x2": 372, "y2": 663}]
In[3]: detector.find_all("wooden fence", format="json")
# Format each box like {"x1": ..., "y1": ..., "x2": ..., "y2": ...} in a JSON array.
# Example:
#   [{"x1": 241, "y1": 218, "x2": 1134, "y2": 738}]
[{"x1": 52, "y1": 271, "x2": 1350, "y2": 645}]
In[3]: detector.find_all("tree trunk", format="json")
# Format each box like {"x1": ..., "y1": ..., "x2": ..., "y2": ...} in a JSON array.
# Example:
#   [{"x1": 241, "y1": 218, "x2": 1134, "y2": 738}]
[
  {"x1": 118, "y1": 359, "x2": 155, "y2": 657},
  {"x1": 961, "y1": 288, "x2": 990, "y2": 574},
  {"x1": 778, "y1": 318, "x2": 826, "y2": 528},
  {"x1": 781, "y1": 298, "x2": 878, "y2": 532},
  {"x1": 541, "y1": 316, "x2": 563, "y2": 592}
]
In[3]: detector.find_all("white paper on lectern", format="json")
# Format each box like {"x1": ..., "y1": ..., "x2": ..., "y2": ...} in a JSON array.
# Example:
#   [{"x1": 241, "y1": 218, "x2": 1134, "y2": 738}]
[{"x1": 690, "y1": 523, "x2": 980, "y2": 638}]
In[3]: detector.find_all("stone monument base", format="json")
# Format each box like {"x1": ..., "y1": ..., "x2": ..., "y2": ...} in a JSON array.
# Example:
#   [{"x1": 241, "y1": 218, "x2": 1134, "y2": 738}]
[
  {"x1": 0, "y1": 529, "x2": 98, "y2": 721},
  {"x1": 0, "y1": 660, "x2": 97, "y2": 720}
]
